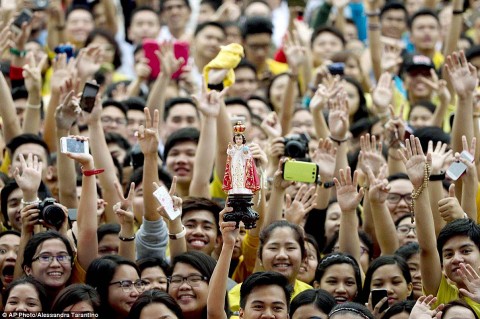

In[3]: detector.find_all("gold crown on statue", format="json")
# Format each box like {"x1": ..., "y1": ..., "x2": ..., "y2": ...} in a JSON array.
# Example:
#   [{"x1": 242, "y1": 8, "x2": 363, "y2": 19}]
[{"x1": 233, "y1": 121, "x2": 246, "y2": 134}]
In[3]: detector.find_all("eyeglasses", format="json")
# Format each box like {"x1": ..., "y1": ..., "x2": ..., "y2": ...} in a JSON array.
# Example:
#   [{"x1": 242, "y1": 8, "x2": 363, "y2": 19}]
[
  {"x1": 101, "y1": 116, "x2": 127, "y2": 126},
  {"x1": 396, "y1": 225, "x2": 416, "y2": 235},
  {"x1": 387, "y1": 193, "x2": 412, "y2": 204},
  {"x1": 109, "y1": 280, "x2": 147, "y2": 293},
  {"x1": 168, "y1": 274, "x2": 208, "y2": 287},
  {"x1": 32, "y1": 254, "x2": 72, "y2": 264}
]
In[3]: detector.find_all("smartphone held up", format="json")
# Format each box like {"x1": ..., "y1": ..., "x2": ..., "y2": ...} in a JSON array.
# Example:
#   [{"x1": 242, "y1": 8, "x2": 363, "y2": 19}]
[
  {"x1": 60, "y1": 137, "x2": 89, "y2": 154},
  {"x1": 80, "y1": 82, "x2": 100, "y2": 113}
]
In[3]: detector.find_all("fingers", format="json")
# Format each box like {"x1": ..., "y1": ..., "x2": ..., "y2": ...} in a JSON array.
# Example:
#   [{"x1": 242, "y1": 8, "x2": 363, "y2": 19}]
[
  {"x1": 114, "y1": 181, "x2": 125, "y2": 200},
  {"x1": 448, "y1": 183, "x2": 455, "y2": 197},
  {"x1": 169, "y1": 176, "x2": 177, "y2": 196}
]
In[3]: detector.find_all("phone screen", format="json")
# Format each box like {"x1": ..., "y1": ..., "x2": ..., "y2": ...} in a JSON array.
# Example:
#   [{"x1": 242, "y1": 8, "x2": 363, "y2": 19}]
[
  {"x1": 66, "y1": 139, "x2": 86, "y2": 153},
  {"x1": 13, "y1": 9, "x2": 33, "y2": 29},
  {"x1": 371, "y1": 289, "x2": 388, "y2": 312},
  {"x1": 80, "y1": 83, "x2": 99, "y2": 113},
  {"x1": 447, "y1": 151, "x2": 473, "y2": 180}
]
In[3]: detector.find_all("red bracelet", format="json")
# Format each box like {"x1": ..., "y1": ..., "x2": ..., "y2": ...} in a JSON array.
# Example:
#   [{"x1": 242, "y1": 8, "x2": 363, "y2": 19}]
[
  {"x1": 82, "y1": 167, "x2": 105, "y2": 176},
  {"x1": 10, "y1": 66, "x2": 24, "y2": 80}
]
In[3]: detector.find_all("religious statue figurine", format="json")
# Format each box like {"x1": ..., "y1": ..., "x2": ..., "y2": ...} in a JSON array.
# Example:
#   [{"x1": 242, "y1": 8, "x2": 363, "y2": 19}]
[{"x1": 222, "y1": 121, "x2": 260, "y2": 229}]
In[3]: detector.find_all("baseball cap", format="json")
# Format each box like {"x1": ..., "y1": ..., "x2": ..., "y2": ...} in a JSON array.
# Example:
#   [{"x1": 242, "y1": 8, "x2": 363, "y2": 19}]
[{"x1": 403, "y1": 54, "x2": 434, "y2": 73}]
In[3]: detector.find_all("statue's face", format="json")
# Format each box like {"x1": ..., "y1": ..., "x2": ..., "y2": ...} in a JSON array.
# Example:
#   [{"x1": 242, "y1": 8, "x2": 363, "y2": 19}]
[{"x1": 235, "y1": 135, "x2": 243, "y2": 145}]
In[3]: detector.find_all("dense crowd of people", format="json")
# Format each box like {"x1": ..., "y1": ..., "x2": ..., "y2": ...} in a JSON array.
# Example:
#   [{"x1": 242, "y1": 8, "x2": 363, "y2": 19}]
[{"x1": 0, "y1": 0, "x2": 480, "y2": 318}]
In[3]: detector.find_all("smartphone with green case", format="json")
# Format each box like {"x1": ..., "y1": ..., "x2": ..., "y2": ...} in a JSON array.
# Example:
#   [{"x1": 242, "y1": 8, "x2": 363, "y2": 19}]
[{"x1": 283, "y1": 160, "x2": 318, "y2": 183}]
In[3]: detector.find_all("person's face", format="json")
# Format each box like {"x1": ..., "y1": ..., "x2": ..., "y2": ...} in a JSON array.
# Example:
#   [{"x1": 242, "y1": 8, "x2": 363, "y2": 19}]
[
  {"x1": 396, "y1": 217, "x2": 417, "y2": 247},
  {"x1": 6, "y1": 188, "x2": 23, "y2": 231},
  {"x1": 380, "y1": 9, "x2": 407, "y2": 39},
  {"x1": 230, "y1": 68, "x2": 258, "y2": 101},
  {"x1": 297, "y1": 242, "x2": 318, "y2": 285},
  {"x1": 405, "y1": 0, "x2": 424, "y2": 15},
  {"x1": 127, "y1": 110, "x2": 146, "y2": 145},
  {"x1": 233, "y1": 224, "x2": 246, "y2": 260},
  {"x1": 442, "y1": 305, "x2": 477, "y2": 319},
  {"x1": 405, "y1": 70, "x2": 433, "y2": 100},
  {"x1": 108, "y1": 265, "x2": 141, "y2": 317},
  {"x1": 386, "y1": 179, "x2": 413, "y2": 222},
  {"x1": 270, "y1": 74, "x2": 299, "y2": 109},
  {"x1": 312, "y1": 32, "x2": 344, "y2": 66},
  {"x1": 197, "y1": 3, "x2": 216, "y2": 23},
  {"x1": 98, "y1": 233, "x2": 120, "y2": 256},
  {"x1": 244, "y1": 33, "x2": 272, "y2": 68},
  {"x1": 162, "y1": 0, "x2": 191, "y2": 33},
  {"x1": 164, "y1": 104, "x2": 200, "y2": 138},
  {"x1": 140, "y1": 302, "x2": 179, "y2": 319},
  {"x1": 12, "y1": 143, "x2": 49, "y2": 180},
  {"x1": 128, "y1": 10, "x2": 160, "y2": 45},
  {"x1": 343, "y1": 82, "x2": 360, "y2": 118},
  {"x1": 235, "y1": 135, "x2": 244, "y2": 145},
  {"x1": 344, "y1": 57, "x2": 362, "y2": 83},
  {"x1": 65, "y1": 9, "x2": 94, "y2": 45},
  {"x1": 168, "y1": 262, "x2": 209, "y2": 317},
  {"x1": 101, "y1": 107, "x2": 128, "y2": 138},
  {"x1": 24, "y1": 239, "x2": 72, "y2": 289},
  {"x1": 370, "y1": 264, "x2": 413, "y2": 306},
  {"x1": 90, "y1": 35, "x2": 116, "y2": 65},
  {"x1": 0, "y1": 234, "x2": 19, "y2": 287},
  {"x1": 343, "y1": 23, "x2": 358, "y2": 42},
  {"x1": 325, "y1": 203, "x2": 341, "y2": 243},
  {"x1": 442, "y1": 236, "x2": 480, "y2": 287},
  {"x1": 13, "y1": 98, "x2": 27, "y2": 127},
  {"x1": 244, "y1": 2, "x2": 271, "y2": 17},
  {"x1": 4, "y1": 283, "x2": 42, "y2": 313},
  {"x1": 290, "y1": 110, "x2": 315, "y2": 138},
  {"x1": 389, "y1": 312, "x2": 410, "y2": 319},
  {"x1": 239, "y1": 285, "x2": 288, "y2": 319},
  {"x1": 225, "y1": 25, "x2": 242, "y2": 45},
  {"x1": 63, "y1": 300, "x2": 95, "y2": 313},
  {"x1": 141, "y1": 266, "x2": 168, "y2": 292},
  {"x1": 25, "y1": 42, "x2": 48, "y2": 71},
  {"x1": 317, "y1": 263, "x2": 358, "y2": 303},
  {"x1": 409, "y1": 106, "x2": 433, "y2": 129},
  {"x1": 260, "y1": 226, "x2": 303, "y2": 283},
  {"x1": 332, "y1": 241, "x2": 370, "y2": 273},
  {"x1": 292, "y1": 304, "x2": 328, "y2": 319},
  {"x1": 194, "y1": 26, "x2": 224, "y2": 60},
  {"x1": 410, "y1": 15, "x2": 440, "y2": 51},
  {"x1": 182, "y1": 210, "x2": 218, "y2": 254},
  {"x1": 108, "y1": 143, "x2": 127, "y2": 167},
  {"x1": 406, "y1": 253, "x2": 422, "y2": 299},
  {"x1": 165, "y1": 141, "x2": 197, "y2": 185},
  {"x1": 248, "y1": 99, "x2": 269, "y2": 120}
]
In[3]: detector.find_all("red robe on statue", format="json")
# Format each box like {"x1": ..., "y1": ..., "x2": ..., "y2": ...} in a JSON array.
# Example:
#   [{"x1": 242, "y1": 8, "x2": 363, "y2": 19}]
[{"x1": 222, "y1": 154, "x2": 260, "y2": 193}]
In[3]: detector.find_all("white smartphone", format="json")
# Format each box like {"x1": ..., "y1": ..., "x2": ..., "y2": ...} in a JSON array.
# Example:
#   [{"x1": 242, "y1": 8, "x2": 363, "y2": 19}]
[
  {"x1": 446, "y1": 150, "x2": 474, "y2": 181},
  {"x1": 153, "y1": 186, "x2": 181, "y2": 220},
  {"x1": 60, "y1": 137, "x2": 89, "y2": 154}
]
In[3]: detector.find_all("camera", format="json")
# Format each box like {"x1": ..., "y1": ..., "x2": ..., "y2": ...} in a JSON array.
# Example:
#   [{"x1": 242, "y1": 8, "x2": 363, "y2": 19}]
[
  {"x1": 30, "y1": 0, "x2": 50, "y2": 10},
  {"x1": 38, "y1": 198, "x2": 65, "y2": 229},
  {"x1": 284, "y1": 133, "x2": 309, "y2": 160}
]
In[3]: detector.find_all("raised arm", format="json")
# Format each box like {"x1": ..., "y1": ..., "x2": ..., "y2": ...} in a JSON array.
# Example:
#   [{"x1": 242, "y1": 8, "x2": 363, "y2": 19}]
[
  {"x1": 311, "y1": 138, "x2": 337, "y2": 209},
  {"x1": 384, "y1": 106, "x2": 407, "y2": 175},
  {"x1": 366, "y1": 0, "x2": 382, "y2": 81},
  {"x1": 98, "y1": 0, "x2": 118, "y2": 35},
  {"x1": 0, "y1": 70, "x2": 22, "y2": 144},
  {"x1": 113, "y1": 182, "x2": 136, "y2": 261},
  {"x1": 64, "y1": 137, "x2": 99, "y2": 271},
  {"x1": 419, "y1": 71, "x2": 451, "y2": 128},
  {"x1": 399, "y1": 136, "x2": 441, "y2": 296},
  {"x1": 309, "y1": 76, "x2": 341, "y2": 140},
  {"x1": 442, "y1": 0, "x2": 463, "y2": 57},
  {"x1": 328, "y1": 91, "x2": 350, "y2": 177},
  {"x1": 335, "y1": 167, "x2": 365, "y2": 268},
  {"x1": 264, "y1": 159, "x2": 293, "y2": 227},
  {"x1": 22, "y1": 53, "x2": 47, "y2": 135},
  {"x1": 207, "y1": 207, "x2": 237, "y2": 319},
  {"x1": 190, "y1": 88, "x2": 225, "y2": 197}
]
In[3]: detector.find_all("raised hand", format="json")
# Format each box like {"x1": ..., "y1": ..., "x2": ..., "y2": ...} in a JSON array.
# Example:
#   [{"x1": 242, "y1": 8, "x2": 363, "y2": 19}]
[
  {"x1": 438, "y1": 184, "x2": 464, "y2": 222},
  {"x1": 111, "y1": 83, "x2": 130, "y2": 102},
  {"x1": 284, "y1": 31, "x2": 306, "y2": 72},
  {"x1": 82, "y1": 92, "x2": 102, "y2": 126},
  {"x1": 250, "y1": 143, "x2": 268, "y2": 170},
  {"x1": 55, "y1": 90, "x2": 82, "y2": 130},
  {"x1": 136, "y1": 108, "x2": 160, "y2": 155},
  {"x1": 367, "y1": 165, "x2": 390, "y2": 204},
  {"x1": 219, "y1": 205, "x2": 239, "y2": 247},
  {"x1": 311, "y1": 138, "x2": 336, "y2": 181},
  {"x1": 50, "y1": 54, "x2": 71, "y2": 94},
  {"x1": 358, "y1": 133, "x2": 386, "y2": 178},
  {"x1": 272, "y1": 158, "x2": 294, "y2": 189},
  {"x1": 192, "y1": 83, "x2": 227, "y2": 118},
  {"x1": 409, "y1": 295, "x2": 444, "y2": 319},
  {"x1": 261, "y1": 112, "x2": 282, "y2": 138},
  {"x1": 445, "y1": 51, "x2": 478, "y2": 99},
  {"x1": 76, "y1": 45, "x2": 102, "y2": 80},
  {"x1": 154, "y1": 177, "x2": 182, "y2": 220},
  {"x1": 384, "y1": 104, "x2": 406, "y2": 149},
  {"x1": 328, "y1": 91, "x2": 349, "y2": 140},
  {"x1": 334, "y1": 167, "x2": 364, "y2": 212},
  {"x1": 309, "y1": 75, "x2": 341, "y2": 111},
  {"x1": 284, "y1": 184, "x2": 317, "y2": 225},
  {"x1": 458, "y1": 263, "x2": 480, "y2": 303},
  {"x1": 372, "y1": 72, "x2": 393, "y2": 114},
  {"x1": 428, "y1": 141, "x2": 452, "y2": 175},
  {"x1": 398, "y1": 135, "x2": 432, "y2": 189},
  {"x1": 418, "y1": 69, "x2": 451, "y2": 106},
  {"x1": 20, "y1": 203, "x2": 40, "y2": 234},
  {"x1": 0, "y1": 20, "x2": 12, "y2": 54},
  {"x1": 381, "y1": 44, "x2": 403, "y2": 73},
  {"x1": 13, "y1": 153, "x2": 43, "y2": 196},
  {"x1": 157, "y1": 41, "x2": 184, "y2": 77},
  {"x1": 113, "y1": 182, "x2": 135, "y2": 225},
  {"x1": 23, "y1": 52, "x2": 48, "y2": 96},
  {"x1": 458, "y1": 135, "x2": 477, "y2": 181},
  {"x1": 293, "y1": 19, "x2": 313, "y2": 47},
  {"x1": 267, "y1": 137, "x2": 286, "y2": 160}
]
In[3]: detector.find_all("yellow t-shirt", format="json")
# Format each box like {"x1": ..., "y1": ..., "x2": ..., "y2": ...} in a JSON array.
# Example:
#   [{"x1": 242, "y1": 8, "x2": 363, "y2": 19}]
[
  {"x1": 232, "y1": 233, "x2": 259, "y2": 283},
  {"x1": 431, "y1": 275, "x2": 480, "y2": 317},
  {"x1": 228, "y1": 279, "x2": 312, "y2": 317}
]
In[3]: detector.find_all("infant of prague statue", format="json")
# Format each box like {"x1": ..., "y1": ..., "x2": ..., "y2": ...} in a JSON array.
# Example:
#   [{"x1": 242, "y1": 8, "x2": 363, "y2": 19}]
[{"x1": 222, "y1": 121, "x2": 260, "y2": 228}]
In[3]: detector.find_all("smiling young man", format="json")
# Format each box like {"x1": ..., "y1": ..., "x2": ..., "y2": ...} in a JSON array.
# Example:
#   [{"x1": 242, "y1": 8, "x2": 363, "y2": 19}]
[{"x1": 239, "y1": 272, "x2": 292, "y2": 319}]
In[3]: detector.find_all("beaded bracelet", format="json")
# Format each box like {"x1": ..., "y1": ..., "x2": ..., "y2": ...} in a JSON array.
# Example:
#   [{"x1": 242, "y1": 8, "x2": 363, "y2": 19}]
[{"x1": 410, "y1": 162, "x2": 430, "y2": 222}]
